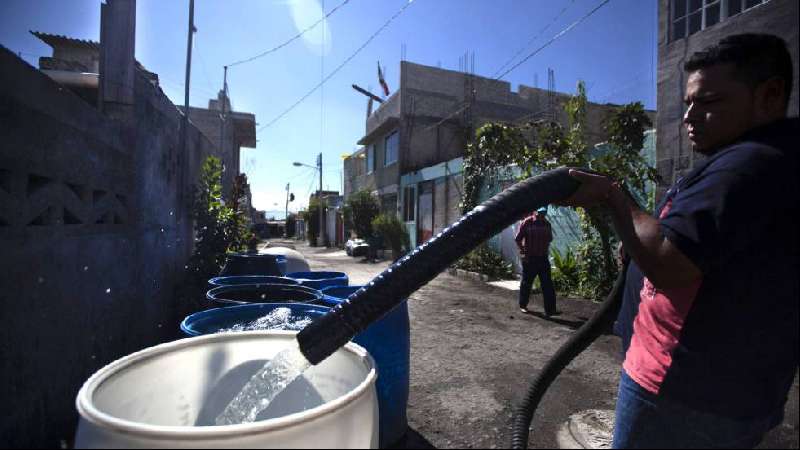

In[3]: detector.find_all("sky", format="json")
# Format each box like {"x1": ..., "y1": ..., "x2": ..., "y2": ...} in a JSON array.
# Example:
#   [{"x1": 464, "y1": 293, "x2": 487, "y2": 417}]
[{"x1": 0, "y1": 0, "x2": 658, "y2": 216}]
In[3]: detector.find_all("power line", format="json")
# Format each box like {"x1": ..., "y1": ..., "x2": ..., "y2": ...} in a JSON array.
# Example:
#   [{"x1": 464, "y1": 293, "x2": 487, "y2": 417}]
[
  {"x1": 495, "y1": 0, "x2": 612, "y2": 81},
  {"x1": 227, "y1": 0, "x2": 352, "y2": 68},
  {"x1": 159, "y1": 76, "x2": 218, "y2": 98},
  {"x1": 193, "y1": 33, "x2": 217, "y2": 98},
  {"x1": 427, "y1": 0, "x2": 611, "y2": 136},
  {"x1": 491, "y1": 0, "x2": 576, "y2": 78},
  {"x1": 258, "y1": 0, "x2": 418, "y2": 133},
  {"x1": 288, "y1": 166, "x2": 316, "y2": 181},
  {"x1": 594, "y1": 68, "x2": 652, "y2": 104}
]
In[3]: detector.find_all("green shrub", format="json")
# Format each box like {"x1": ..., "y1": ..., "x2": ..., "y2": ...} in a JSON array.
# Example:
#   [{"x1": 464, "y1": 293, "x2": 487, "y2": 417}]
[
  {"x1": 372, "y1": 213, "x2": 410, "y2": 256},
  {"x1": 301, "y1": 198, "x2": 321, "y2": 245},
  {"x1": 454, "y1": 244, "x2": 515, "y2": 281},
  {"x1": 187, "y1": 156, "x2": 253, "y2": 284},
  {"x1": 551, "y1": 246, "x2": 580, "y2": 295}
]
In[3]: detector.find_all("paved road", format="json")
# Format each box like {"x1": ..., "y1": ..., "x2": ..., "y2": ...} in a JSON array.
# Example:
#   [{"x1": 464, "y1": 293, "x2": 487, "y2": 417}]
[{"x1": 273, "y1": 240, "x2": 799, "y2": 449}]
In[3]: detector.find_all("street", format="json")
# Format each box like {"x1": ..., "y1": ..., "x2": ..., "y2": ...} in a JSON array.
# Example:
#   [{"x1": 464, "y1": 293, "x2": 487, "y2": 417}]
[{"x1": 280, "y1": 240, "x2": 800, "y2": 449}]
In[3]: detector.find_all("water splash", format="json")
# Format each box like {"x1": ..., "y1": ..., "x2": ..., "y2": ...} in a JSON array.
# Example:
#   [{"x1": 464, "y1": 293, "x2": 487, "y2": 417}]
[{"x1": 217, "y1": 308, "x2": 313, "y2": 333}]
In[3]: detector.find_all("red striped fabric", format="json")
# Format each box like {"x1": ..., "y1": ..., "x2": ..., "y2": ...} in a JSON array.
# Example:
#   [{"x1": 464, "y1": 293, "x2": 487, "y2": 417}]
[{"x1": 515, "y1": 213, "x2": 552, "y2": 258}]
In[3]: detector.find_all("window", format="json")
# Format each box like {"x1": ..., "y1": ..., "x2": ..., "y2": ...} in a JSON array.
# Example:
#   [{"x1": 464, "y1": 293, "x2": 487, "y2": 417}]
[
  {"x1": 384, "y1": 131, "x2": 398, "y2": 166},
  {"x1": 366, "y1": 145, "x2": 375, "y2": 174},
  {"x1": 381, "y1": 194, "x2": 398, "y2": 216},
  {"x1": 403, "y1": 186, "x2": 416, "y2": 222},
  {"x1": 671, "y1": 0, "x2": 768, "y2": 41}
]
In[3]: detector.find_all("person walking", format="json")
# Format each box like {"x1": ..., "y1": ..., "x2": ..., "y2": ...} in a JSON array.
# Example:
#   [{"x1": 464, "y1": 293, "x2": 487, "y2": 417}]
[
  {"x1": 515, "y1": 207, "x2": 559, "y2": 316},
  {"x1": 561, "y1": 34, "x2": 798, "y2": 448}
]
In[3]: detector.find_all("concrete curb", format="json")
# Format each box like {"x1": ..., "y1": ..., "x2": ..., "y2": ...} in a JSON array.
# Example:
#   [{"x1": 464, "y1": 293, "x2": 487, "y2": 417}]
[{"x1": 446, "y1": 267, "x2": 492, "y2": 283}]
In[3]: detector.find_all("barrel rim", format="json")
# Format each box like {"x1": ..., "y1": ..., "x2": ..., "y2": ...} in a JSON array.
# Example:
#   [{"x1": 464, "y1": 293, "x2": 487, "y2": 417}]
[
  {"x1": 180, "y1": 303, "x2": 332, "y2": 337},
  {"x1": 207, "y1": 275, "x2": 299, "y2": 288},
  {"x1": 76, "y1": 330, "x2": 377, "y2": 439},
  {"x1": 206, "y1": 283, "x2": 323, "y2": 305}
]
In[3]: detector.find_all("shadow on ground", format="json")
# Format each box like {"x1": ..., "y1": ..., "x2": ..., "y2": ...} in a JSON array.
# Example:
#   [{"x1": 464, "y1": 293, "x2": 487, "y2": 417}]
[
  {"x1": 387, "y1": 427, "x2": 437, "y2": 449},
  {"x1": 525, "y1": 311, "x2": 587, "y2": 329}
]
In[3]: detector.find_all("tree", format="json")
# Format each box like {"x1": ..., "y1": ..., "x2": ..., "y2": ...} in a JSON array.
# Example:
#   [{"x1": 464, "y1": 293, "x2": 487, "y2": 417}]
[
  {"x1": 187, "y1": 156, "x2": 253, "y2": 284},
  {"x1": 344, "y1": 190, "x2": 381, "y2": 241},
  {"x1": 301, "y1": 198, "x2": 321, "y2": 246},
  {"x1": 461, "y1": 81, "x2": 657, "y2": 299}
]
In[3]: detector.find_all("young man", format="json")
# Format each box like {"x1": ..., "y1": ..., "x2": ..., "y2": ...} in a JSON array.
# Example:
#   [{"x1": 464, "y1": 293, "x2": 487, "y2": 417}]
[
  {"x1": 561, "y1": 34, "x2": 798, "y2": 448},
  {"x1": 515, "y1": 207, "x2": 559, "y2": 316}
]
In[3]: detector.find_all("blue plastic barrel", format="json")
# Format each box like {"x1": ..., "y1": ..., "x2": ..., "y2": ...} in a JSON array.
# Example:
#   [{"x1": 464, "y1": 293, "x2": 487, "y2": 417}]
[
  {"x1": 207, "y1": 275, "x2": 298, "y2": 290},
  {"x1": 206, "y1": 284, "x2": 323, "y2": 307},
  {"x1": 286, "y1": 271, "x2": 349, "y2": 291},
  {"x1": 321, "y1": 285, "x2": 410, "y2": 448},
  {"x1": 219, "y1": 253, "x2": 288, "y2": 277},
  {"x1": 181, "y1": 303, "x2": 329, "y2": 336}
]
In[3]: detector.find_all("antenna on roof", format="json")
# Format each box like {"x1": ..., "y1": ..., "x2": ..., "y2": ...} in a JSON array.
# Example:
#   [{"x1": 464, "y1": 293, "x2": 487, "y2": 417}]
[{"x1": 548, "y1": 67, "x2": 556, "y2": 122}]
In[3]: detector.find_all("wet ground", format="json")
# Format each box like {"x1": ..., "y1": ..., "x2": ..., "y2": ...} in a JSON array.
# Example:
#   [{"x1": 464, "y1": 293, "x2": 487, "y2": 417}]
[{"x1": 274, "y1": 240, "x2": 799, "y2": 449}]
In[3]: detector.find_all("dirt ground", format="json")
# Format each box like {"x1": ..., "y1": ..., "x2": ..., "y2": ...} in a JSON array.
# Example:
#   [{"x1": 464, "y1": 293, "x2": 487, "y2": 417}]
[{"x1": 277, "y1": 240, "x2": 799, "y2": 449}]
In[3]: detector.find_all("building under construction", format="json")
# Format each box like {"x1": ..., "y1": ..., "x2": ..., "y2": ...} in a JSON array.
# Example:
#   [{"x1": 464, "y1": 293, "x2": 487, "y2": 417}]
[{"x1": 344, "y1": 60, "x2": 644, "y2": 247}]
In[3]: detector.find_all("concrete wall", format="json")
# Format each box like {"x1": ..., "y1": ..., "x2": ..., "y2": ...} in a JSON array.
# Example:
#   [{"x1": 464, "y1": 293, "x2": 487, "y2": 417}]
[
  {"x1": 0, "y1": 47, "x2": 218, "y2": 447},
  {"x1": 656, "y1": 0, "x2": 799, "y2": 198},
  {"x1": 397, "y1": 61, "x2": 634, "y2": 174},
  {"x1": 182, "y1": 105, "x2": 237, "y2": 195}
]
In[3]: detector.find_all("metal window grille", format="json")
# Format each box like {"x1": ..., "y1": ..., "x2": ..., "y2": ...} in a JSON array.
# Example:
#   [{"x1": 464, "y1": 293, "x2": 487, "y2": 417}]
[
  {"x1": 671, "y1": 0, "x2": 767, "y2": 42},
  {"x1": 384, "y1": 131, "x2": 399, "y2": 166}
]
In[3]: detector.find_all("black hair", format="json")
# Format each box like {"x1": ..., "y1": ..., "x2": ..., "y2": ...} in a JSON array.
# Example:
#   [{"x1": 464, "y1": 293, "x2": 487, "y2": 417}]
[{"x1": 684, "y1": 33, "x2": 793, "y2": 108}]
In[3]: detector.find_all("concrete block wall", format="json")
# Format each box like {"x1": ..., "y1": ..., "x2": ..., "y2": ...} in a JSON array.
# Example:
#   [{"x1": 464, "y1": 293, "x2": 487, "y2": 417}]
[
  {"x1": 0, "y1": 47, "x2": 217, "y2": 447},
  {"x1": 365, "y1": 92, "x2": 400, "y2": 135},
  {"x1": 181, "y1": 106, "x2": 238, "y2": 197},
  {"x1": 656, "y1": 0, "x2": 799, "y2": 198},
  {"x1": 397, "y1": 61, "x2": 632, "y2": 175}
]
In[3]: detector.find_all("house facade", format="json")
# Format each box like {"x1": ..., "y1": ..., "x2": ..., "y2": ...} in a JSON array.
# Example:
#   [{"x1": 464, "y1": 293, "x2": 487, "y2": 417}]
[{"x1": 345, "y1": 61, "x2": 644, "y2": 247}]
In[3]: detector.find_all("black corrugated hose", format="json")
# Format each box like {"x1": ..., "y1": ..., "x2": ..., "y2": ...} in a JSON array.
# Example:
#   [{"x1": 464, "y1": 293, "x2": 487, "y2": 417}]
[
  {"x1": 297, "y1": 168, "x2": 580, "y2": 365},
  {"x1": 296, "y1": 167, "x2": 628, "y2": 449},
  {"x1": 509, "y1": 260, "x2": 628, "y2": 449}
]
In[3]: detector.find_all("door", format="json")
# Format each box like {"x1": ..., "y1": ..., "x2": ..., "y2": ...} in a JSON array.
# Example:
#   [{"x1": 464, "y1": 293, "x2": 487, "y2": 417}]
[{"x1": 417, "y1": 181, "x2": 434, "y2": 245}]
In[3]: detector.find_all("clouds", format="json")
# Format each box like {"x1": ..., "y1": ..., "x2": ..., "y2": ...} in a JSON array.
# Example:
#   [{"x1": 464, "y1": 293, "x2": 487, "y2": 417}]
[{"x1": 287, "y1": 0, "x2": 332, "y2": 55}]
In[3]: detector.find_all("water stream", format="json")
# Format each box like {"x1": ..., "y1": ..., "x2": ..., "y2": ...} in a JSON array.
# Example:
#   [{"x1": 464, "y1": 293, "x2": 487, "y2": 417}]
[{"x1": 214, "y1": 343, "x2": 312, "y2": 426}]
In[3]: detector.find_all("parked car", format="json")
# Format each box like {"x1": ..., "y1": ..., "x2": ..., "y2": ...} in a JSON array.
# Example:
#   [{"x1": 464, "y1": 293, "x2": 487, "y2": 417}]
[{"x1": 345, "y1": 238, "x2": 370, "y2": 257}]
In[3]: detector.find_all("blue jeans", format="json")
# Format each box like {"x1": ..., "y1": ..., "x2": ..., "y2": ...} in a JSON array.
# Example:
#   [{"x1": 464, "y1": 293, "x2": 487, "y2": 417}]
[
  {"x1": 519, "y1": 256, "x2": 557, "y2": 314},
  {"x1": 613, "y1": 370, "x2": 782, "y2": 449}
]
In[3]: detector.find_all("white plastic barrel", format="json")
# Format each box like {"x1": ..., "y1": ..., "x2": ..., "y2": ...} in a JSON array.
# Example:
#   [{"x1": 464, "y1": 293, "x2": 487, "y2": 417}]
[
  {"x1": 260, "y1": 247, "x2": 310, "y2": 275},
  {"x1": 74, "y1": 331, "x2": 378, "y2": 448}
]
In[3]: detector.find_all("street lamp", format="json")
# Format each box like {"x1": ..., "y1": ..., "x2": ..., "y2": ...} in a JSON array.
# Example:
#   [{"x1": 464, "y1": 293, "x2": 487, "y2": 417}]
[{"x1": 292, "y1": 153, "x2": 325, "y2": 246}]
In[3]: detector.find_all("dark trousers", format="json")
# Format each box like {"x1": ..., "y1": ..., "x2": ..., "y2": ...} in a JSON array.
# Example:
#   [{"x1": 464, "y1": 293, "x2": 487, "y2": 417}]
[{"x1": 519, "y1": 255, "x2": 557, "y2": 315}]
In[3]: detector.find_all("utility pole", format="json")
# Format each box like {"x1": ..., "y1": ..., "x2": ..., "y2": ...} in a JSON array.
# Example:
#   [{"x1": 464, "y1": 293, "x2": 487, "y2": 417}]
[
  {"x1": 318, "y1": 153, "x2": 327, "y2": 247},
  {"x1": 183, "y1": 0, "x2": 195, "y2": 125},
  {"x1": 284, "y1": 182, "x2": 290, "y2": 238},
  {"x1": 181, "y1": 0, "x2": 195, "y2": 209},
  {"x1": 220, "y1": 65, "x2": 228, "y2": 156}
]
